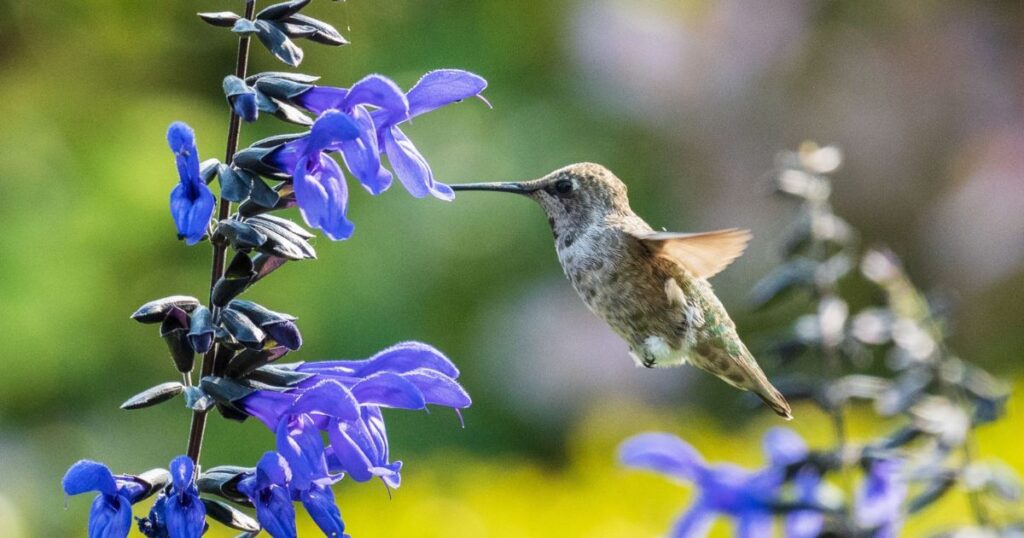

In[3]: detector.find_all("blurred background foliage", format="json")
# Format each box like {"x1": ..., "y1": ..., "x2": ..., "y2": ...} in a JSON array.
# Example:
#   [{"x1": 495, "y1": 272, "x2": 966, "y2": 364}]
[{"x1": 0, "y1": 0, "x2": 1020, "y2": 536}]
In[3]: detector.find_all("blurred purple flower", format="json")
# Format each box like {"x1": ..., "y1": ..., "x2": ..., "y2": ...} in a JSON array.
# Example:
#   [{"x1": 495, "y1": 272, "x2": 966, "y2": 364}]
[
  {"x1": 855, "y1": 458, "x2": 906, "y2": 538},
  {"x1": 619, "y1": 433, "x2": 776, "y2": 537},
  {"x1": 167, "y1": 122, "x2": 216, "y2": 246},
  {"x1": 62, "y1": 460, "x2": 150, "y2": 538},
  {"x1": 762, "y1": 428, "x2": 823, "y2": 538},
  {"x1": 619, "y1": 428, "x2": 822, "y2": 538}
]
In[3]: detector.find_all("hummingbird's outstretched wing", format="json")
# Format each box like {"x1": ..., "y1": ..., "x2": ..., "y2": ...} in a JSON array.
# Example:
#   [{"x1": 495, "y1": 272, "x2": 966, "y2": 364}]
[{"x1": 634, "y1": 228, "x2": 751, "y2": 279}]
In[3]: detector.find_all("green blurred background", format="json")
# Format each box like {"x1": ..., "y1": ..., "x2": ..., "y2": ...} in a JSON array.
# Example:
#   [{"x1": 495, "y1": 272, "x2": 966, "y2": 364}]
[{"x1": 0, "y1": 0, "x2": 1021, "y2": 536}]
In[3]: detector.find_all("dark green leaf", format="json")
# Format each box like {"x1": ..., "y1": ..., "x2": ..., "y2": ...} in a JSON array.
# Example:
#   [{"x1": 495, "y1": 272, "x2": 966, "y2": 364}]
[
  {"x1": 188, "y1": 306, "x2": 215, "y2": 354},
  {"x1": 231, "y1": 18, "x2": 258, "y2": 35},
  {"x1": 184, "y1": 386, "x2": 216, "y2": 412},
  {"x1": 213, "y1": 220, "x2": 267, "y2": 251},
  {"x1": 232, "y1": 145, "x2": 290, "y2": 180},
  {"x1": 199, "y1": 466, "x2": 252, "y2": 505},
  {"x1": 162, "y1": 330, "x2": 195, "y2": 373},
  {"x1": 248, "y1": 364, "x2": 313, "y2": 387},
  {"x1": 225, "y1": 346, "x2": 290, "y2": 378},
  {"x1": 254, "y1": 77, "x2": 313, "y2": 101},
  {"x1": 220, "y1": 309, "x2": 265, "y2": 348},
  {"x1": 212, "y1": 344, "x2": 237, "y2": 377},
  {"x1": 245, "y1": 217, "x2": 315, "y2": 260},
  {"x1": 245, "y1": 71, "x2": 320, "y2": 85},
  {"x1": 250, "y1": 133, "x2": 306, "y2": 148},
  {"x1": 254, "y1": 20, "x2": 304, "y2": 67},
  {"x1": 286, "y1": 14, "x2": 348, "y2": 46},
  {"x1": 219, "y1": 165, "x2": 255, "y2": 203},
  {"x1": 135, "y1": 468, "x2": 172, "y2": 499},
  {"x1": 202, "y1": 498, "x2": 260, "y2": 532},
  {"x1": 278, "y1": 21, "x2": 319, "y2": 38},
  {"x1": 250, "y1": 214, "x2": 313, "y2": 239},
  {"x1": 212, "y1": 253, "x2": 256, "y2": 307},
  {"x1": 268, "y1": 99, "x2": 312, "y2": 125},
  {"x1": 238, "y1": 183, "x2": 296, "y2": 216},
  {"x1": 131, "y1": 295, "x2": 200, "y2": 323},
  {"x1": 201, "y1": 376, "x2": 257, "y2": 404},
  {"x1": 249, "y1": 176, "x2": 281, "y2": 208},
  {"x1": 256, "y1": 0, "x2": 312, "y2": 22},
  {"x1": 162, "y1": 329, "x2": 195, "y2": 373},
  {"x1": 200, "y1": 159, "x2": 221, "y2": 184},
  {"x1": 229, "y1": 300, "x2": 296, "y2": 325},
  {"x1": 198, "y1": 11, "x2": 242, "y2": 27},
  {"x1": 161, "y1": 307, "x2": 195, "y2": 373},
  {"x1": 120, "y1": 382, "x2": 185, "y2": 410},
  {"x1": 255, "y1": 91, "x2": 279, "y2": 113},
  {"x1": 251, "y1": 253, "x2": 288, "y2": 282},
  {"x1": 212, "y1": 275, "x2": 251, "y2": 308},
  {"x1": 217, "y1": 402, "x2": 250, "y2": 422},
  {"x1": 222, "y1": 75, "x2": 251, "y2": 99}
]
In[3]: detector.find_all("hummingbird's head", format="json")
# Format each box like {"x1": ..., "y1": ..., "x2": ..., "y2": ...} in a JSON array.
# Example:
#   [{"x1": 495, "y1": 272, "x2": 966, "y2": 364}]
[{"x1": 451, "y1": 163, "x2": 632, "y2": 239}]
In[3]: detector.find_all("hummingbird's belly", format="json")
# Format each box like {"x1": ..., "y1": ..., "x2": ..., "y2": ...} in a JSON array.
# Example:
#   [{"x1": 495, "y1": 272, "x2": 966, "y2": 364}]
[{"x1": 563, "y1": 244, "x2": 695, "y2": 367}]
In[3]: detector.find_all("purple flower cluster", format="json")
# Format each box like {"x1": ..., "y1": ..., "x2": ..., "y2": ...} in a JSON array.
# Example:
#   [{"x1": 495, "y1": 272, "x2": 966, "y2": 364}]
[
  {"x1": 263, "y1": 70, "x2": 487, "y2": 240},
  {"x1": 62, "y1": 456, "x2": 205, "y2": 538},
  {"x1": 619, "y1": 430, "x2": 908, "y2": 538},
  {"x1": 235, "y1": 341, "x2": 471, "y2": 536},
  {"x1": 61, "y1": 343, "x2": 469, "y2": 538}
]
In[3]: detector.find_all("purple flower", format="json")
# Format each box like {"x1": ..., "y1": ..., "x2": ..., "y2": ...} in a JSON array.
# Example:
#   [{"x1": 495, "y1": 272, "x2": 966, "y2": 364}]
[
  {"x1": 163, "y1": 457, "x2": 205, "y2": 538},
  {"x1": 236, "y1": 439, "x2": 346, "y2": 538},
  {"x1": 62, "y1": 460, "x2": 150, "y2": 538},
  {"x1": 277, "y1": 415, "x2": 346, "y2": 536},
  {"x1": 622, "y1": 428, "x2": 829, "y2": 538},
  {"x1": 239, "y1": 342, "x2": 470, "y2": 490},
  {"x1": 136, "y1": 457, "x2": 205, "y2": 538},
  {"x1": 619, "y1": 433, "x2": 777, "y2": 537},
  {"x1": 294, "y1": 74, "x2": 410, "y2": 196},
  {"x1": 167, "y1": 122, "x2": 216, "y2": 245},
  {"x1": 267, "y1": 111, "x2": 361, "y2": 240},
  {"x1": 855, "y1": 458, "x2": 906, "y2": 537},
  {"x1": 290, "y1": 70, "x2": 487, "y2": 201},
  {"x1": 370, "y1": 70, "x2": 488, "y2": 201},
  {"x1": 233, "y1": 91, "x2": 259, "y2": 123},
  {"x1": 237, "y1": 452, "x2": 298, "y2": 538},
  {"x1": 762, "y1": 428, "x2": 823, "y2": 538}
]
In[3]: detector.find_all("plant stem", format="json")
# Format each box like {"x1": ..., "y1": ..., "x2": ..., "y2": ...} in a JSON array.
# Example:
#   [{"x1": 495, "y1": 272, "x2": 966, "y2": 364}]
[{"x1": 185, "y1": 0, "x2": 257, "y2": 465}]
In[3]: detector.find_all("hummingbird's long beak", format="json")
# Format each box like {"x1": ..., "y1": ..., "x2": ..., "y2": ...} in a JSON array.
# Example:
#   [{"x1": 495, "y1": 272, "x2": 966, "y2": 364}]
[{"x1": 450, "y1": 181, "x2": 537, "y2": 195}]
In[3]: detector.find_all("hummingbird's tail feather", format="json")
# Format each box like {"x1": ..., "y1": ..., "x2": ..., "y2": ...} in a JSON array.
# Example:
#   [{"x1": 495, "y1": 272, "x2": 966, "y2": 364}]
[
  {"x1": 739, "y1": 350, "x2": 793, "y2": 420},
  {"x1": 736, "y1": 353, "x2": 793, "y2": 420},
  {"x1": 692, "y1": 343, "x2": 794, "y2": 420}
]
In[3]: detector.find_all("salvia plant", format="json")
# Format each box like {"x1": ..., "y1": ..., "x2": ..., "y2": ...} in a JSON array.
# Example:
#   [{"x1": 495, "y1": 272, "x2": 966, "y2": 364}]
[
  {"x1": 619, "y1": 143, "x2": 1023, "y2": 537},
  {"x1": 61, "y1": 1, "x2": 486, "y2": 536}
]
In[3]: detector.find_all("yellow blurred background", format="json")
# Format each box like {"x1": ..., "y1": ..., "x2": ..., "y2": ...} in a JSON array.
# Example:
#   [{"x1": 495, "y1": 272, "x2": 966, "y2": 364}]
[{"x1": 0, "y1": 0, "x2": 1020, "y2": 536}]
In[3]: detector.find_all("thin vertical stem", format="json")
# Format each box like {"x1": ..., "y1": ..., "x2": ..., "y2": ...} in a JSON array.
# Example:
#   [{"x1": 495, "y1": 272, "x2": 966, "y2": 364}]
[{"x1": 185, "y1": 0, "x2": 258, "y2": 465}]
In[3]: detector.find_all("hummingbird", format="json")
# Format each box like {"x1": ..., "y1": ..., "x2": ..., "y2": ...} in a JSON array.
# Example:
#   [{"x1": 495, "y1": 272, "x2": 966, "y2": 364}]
[{"x1": 451, "y1": 163, "x2": 792, "y2": 419}]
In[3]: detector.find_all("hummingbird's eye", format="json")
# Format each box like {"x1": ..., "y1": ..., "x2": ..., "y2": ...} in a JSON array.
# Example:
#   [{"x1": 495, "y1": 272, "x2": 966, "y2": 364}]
[{"x1": 554, "y1": 179, "x2": 574, "y2": 195}]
